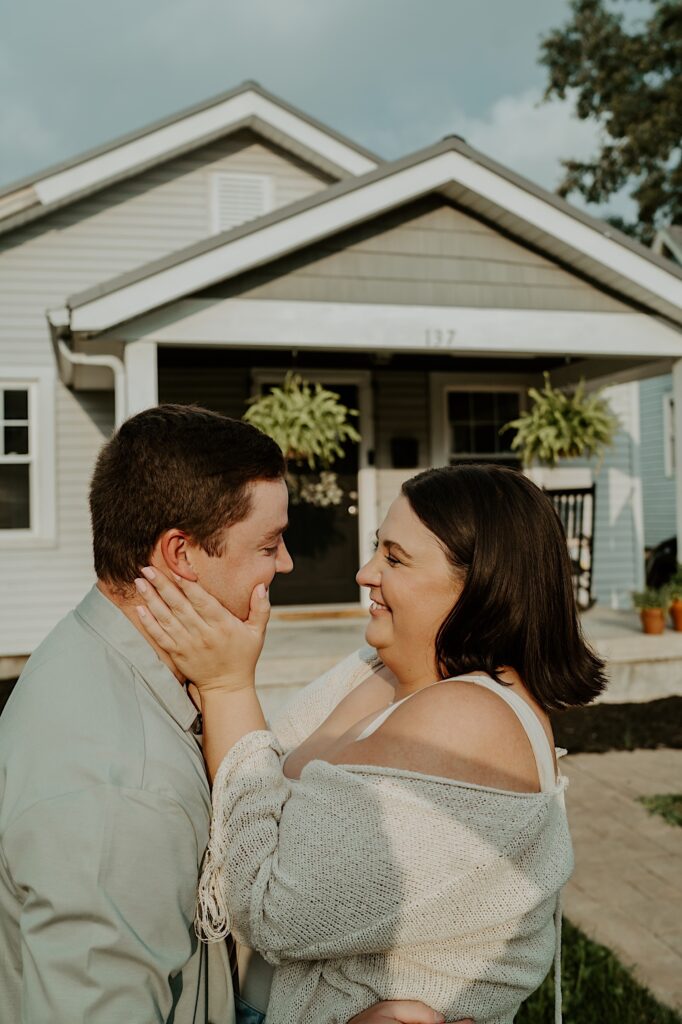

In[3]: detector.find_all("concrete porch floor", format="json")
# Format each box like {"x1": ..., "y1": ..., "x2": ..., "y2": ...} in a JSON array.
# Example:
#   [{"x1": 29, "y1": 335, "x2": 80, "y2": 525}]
[{"x1": 256, "y1": 604, "x2": 682, "y2": 720}]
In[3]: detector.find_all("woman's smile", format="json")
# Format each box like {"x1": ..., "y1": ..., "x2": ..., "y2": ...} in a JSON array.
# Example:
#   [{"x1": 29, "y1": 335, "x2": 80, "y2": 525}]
[{"x1": 369, "y1": 593, "x2": 391, "y2": 615}]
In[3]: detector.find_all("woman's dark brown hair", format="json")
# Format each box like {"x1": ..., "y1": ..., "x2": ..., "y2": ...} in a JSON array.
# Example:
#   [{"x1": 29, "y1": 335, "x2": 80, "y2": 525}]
[
  {"x1": 402, "y1": 465, "x2": 607, "y2": 710},
  {"x1": 90, "y1": 404, "x2": 285, "y2": 588}
]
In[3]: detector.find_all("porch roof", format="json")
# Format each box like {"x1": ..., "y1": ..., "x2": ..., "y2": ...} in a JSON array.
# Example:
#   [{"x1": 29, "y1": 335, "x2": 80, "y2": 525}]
[{"x1": 50, "y1": 136, "x2": 682, "y2": 340}]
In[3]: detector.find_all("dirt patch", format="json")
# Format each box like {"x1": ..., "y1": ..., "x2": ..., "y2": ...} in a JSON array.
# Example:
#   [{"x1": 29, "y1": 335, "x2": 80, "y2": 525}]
[{"x1": 551, "y1": 696, "x2": 682, "y2": 754}]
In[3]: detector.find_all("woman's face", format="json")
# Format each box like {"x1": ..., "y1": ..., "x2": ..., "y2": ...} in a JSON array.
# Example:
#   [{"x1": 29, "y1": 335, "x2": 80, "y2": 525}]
[{"x1": 356, "y1": 494, "x2": 462, "y2": 686}]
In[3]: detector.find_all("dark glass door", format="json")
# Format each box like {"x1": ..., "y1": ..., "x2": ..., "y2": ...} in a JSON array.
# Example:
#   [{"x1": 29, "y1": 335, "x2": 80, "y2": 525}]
[{"x1": 269, "y1": 383, "x2": 361, "y2": 606}]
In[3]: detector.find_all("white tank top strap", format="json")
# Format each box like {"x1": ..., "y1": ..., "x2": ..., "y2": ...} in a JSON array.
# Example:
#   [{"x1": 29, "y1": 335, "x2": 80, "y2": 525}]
[
  {"x1": 355, "y1": 673, "x2": 557, "y2": 792},
  {"x1": 354, "y1": 688, "x2": 424, "y2": 742},
  {"x1": 445, "y1": 674, "x2": 558, "y2": 792}
]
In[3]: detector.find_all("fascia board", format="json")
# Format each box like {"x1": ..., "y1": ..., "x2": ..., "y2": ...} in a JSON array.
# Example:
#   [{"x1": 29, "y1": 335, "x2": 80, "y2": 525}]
[
  {"x1": 70, "y1": 148, "x2": 682, "y2": 335},
  {"x1": 110, "y1": 298, "x2": 682, "y2": 360},
  {"x1": 33, "y1": 90, "x2": 377, "y2": 208}
]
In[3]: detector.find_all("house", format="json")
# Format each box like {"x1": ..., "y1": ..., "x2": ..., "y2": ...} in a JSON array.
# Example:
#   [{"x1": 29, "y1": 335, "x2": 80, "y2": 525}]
[
  {"x1": 1, "y1": 81, "x2": 682, "y2": 660},
  {"x1": 638, "y1": 227, "x2": 682, "y2": 557}
]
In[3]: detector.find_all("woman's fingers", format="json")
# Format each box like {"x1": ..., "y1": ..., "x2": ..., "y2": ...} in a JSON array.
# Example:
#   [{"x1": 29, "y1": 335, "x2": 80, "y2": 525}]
[
  {"x1": 139, "y1": 567, "x2": 215, "y2": 635},
  {"x1": 167, "y1": 572, "x2": 232, "y2": 628},
  {"x1": 347, "y1": 1001, "x2": 462, "y2": 1024},
  {"x1": 135, "y1": 604, "x2": 178, "y2": 655},
  {"x1": 135, "y1": 574, "x2": 196, "y2": 641}
]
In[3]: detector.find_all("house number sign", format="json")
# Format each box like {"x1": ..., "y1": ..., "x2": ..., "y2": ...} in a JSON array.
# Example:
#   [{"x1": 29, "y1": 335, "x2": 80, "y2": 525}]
[{"x1": 423, "y1": 328, "x2": 457, "y2": 348}]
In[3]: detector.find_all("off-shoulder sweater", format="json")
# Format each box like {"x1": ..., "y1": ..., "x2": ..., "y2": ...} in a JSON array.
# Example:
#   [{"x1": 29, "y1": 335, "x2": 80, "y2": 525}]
[{"x1": 197, "y1": 647, "x2": 574, "y2": 1024}]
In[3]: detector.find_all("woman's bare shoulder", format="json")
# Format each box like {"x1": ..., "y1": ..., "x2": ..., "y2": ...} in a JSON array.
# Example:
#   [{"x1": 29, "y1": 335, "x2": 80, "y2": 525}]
[{"x1": 333, "y1": 678, "x2": 542, "y2": 793}]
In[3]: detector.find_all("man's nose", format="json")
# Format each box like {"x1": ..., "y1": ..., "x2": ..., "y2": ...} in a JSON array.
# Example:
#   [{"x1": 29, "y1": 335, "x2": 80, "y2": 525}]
[{"x1": 276, "y1": 540, "x2": 294, "y2": 575}]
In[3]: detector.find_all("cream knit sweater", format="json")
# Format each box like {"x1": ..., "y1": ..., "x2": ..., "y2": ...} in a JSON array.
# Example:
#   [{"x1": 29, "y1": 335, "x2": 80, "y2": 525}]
[{"x1": 197, "y1": 648, "x2": 574, "y2": 1024}]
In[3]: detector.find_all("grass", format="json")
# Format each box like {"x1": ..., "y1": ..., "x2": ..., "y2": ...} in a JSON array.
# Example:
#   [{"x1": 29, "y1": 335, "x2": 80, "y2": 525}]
[
  {"x1": 516, "y1": 918, "x2": 682, "y2": 1024},
  {"x1": 638, "y1": 794, "x2": 682, "y2": 828}
]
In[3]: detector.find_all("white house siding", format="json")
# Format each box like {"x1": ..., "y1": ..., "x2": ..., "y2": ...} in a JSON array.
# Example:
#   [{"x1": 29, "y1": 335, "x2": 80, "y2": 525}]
[
  {"x1": 0, "y1": 134, "x2": 332, "y2": 656},
  {"x1": 210, "y1": 196, "x2": 636, "y2": 313},
  {"x1": 575, "y1": 382, "x2": 644, "y2": 608},
  {"x1": 639, "y1": 374, "x2": 676, "y2": 548}
]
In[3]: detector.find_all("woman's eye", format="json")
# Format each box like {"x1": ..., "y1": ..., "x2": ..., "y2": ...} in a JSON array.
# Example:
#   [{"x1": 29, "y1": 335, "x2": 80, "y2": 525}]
[{"x1": 384, "y1": 553, "x2": 400, "y2": 566}]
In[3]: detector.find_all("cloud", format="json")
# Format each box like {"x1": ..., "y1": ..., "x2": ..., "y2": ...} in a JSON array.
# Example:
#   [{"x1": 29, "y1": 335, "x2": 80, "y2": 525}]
[
  {"x1": 433, "y1": 87, "x2": 638, "y2": 221},
  {"x1": 456, "y1": 88, "x2": 599, "y2": 191}
]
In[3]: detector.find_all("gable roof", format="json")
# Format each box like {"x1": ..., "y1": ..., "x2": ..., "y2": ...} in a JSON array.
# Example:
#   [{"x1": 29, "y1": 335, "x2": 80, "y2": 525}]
[
  {"x1": 0, "y1": 81, "x2": 379, "y2": 235},
  {"x1": 52, "y1": 134, "x2": 682, "y2": 336}
]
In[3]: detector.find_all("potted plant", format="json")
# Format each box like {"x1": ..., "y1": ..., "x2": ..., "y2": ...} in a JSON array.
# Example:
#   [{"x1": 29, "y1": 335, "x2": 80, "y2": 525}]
[
  {"x1": 243, "y1": 372, "x2": 361, "y2": 507},
  {"x1": 501, "y1": 372, "x2": 620, "y2": 489},
  {"x1": 664, "y1": 568, "x2": 682, "y2": 631},
  {"x1": 633, "y1": 588, "x2": 669, "y2": 635}
]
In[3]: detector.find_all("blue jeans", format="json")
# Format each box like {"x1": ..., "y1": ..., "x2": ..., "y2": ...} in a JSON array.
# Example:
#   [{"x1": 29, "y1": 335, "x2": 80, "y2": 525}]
[{"x1": 235, "y1": 994, "x2": 266, "y2": 1024}]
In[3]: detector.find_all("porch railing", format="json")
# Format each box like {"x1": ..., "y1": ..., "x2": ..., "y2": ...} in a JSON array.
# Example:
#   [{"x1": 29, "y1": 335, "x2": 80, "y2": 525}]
[{"x1": 544, "y1": 485, "x2": 596, "y2": 611}]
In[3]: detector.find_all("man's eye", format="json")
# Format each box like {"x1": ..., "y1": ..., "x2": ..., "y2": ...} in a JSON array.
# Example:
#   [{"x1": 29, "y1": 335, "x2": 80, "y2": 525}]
[{"x1": 263, "y1": 546, "x2": 278, "y2": 556}]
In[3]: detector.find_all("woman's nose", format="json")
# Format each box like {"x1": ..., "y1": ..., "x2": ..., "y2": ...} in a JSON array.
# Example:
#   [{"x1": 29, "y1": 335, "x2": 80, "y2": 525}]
[{"x1": 356, "y1": 556, "x2": 379, "y2": 588}]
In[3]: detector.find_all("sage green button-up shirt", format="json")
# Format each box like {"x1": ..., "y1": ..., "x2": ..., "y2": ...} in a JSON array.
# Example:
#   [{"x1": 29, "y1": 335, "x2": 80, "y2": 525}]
[{"x1": 0, "y1": 586, "x2": 234, "y2": 1024}]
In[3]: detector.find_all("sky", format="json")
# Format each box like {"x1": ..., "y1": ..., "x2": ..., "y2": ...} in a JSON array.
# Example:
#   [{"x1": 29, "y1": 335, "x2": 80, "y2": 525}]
[{"x1": 1, "y1": 0, "x2": 641, "y2": 218}]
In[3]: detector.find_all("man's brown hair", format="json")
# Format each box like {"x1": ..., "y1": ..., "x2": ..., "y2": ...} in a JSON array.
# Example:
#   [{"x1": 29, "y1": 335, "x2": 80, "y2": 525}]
[{"x1": 90, "y1": 404, "x2": 286, "y2": 587}]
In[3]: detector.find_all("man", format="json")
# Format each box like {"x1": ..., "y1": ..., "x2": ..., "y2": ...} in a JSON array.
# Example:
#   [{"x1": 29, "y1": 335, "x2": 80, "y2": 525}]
[{"x1": 0, "y1": 405, "x2": 465, "y2": 1024}]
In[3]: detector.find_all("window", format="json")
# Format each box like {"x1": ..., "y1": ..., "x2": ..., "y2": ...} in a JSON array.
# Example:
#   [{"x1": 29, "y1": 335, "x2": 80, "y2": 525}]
[
  {"x1": 0, "y1": 386, "x2": 31, "y2": 529},
  {"x1": 0, "y1": 370, "x2": 55, "y2": 544},
  {"x1": 210, "y1": 172, "x2": 273, "y2": 234},
  {"x1": 663, "y1": 392, "x2": 675, "y2": 478},
  {"x1": 447, "y1": 389, "x2": 521, "y2": 465}
]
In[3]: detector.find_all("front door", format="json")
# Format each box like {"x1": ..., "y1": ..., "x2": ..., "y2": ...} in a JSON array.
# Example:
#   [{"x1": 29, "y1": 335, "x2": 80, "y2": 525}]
[{"x1": 269, "y1": 382, "x2": 361, "y2": 606}]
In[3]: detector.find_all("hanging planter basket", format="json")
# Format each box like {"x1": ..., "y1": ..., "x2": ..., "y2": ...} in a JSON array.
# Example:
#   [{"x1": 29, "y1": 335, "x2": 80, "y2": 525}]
[{"x1": 243, "y1": 373, "x2": 361, "y2": 507}]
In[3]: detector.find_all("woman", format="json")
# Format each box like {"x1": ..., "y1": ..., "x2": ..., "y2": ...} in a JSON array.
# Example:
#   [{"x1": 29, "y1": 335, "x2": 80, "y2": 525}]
[{"x1": 135, "y1": 465, "x2": 606, "y2": 1024}]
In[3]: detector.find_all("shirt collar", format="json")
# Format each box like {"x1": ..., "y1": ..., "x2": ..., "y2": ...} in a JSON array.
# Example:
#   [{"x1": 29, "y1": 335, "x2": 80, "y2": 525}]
[{"x1": 74, "y1": 585, "x2": 199, "y2": 733}]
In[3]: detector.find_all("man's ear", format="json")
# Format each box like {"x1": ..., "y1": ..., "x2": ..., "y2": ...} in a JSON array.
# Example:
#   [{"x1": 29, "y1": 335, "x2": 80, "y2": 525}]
[{"x1": 156, "y1": 529, "x2": 199, "y2": 582}]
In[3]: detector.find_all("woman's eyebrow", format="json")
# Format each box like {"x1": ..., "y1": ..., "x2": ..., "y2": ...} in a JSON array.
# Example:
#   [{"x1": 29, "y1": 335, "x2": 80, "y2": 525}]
[{"x1": 375, "y1": 532, "x2": 412, "y2": 561}]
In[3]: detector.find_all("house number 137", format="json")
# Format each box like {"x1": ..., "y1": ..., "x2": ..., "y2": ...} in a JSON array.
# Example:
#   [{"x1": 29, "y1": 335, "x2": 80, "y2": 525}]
[{"x1": 424, "y1": 328, "x2": 456, "y2": 347}]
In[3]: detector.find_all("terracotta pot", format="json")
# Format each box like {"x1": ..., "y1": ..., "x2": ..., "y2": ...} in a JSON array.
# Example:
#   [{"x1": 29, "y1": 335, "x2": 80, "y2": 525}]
[
  {"x1": 640, "y1": 608, "x2": 666, "y2": 635},
  {"x1": 670, "y1": 600, "x2": 682, "y2": 631}
]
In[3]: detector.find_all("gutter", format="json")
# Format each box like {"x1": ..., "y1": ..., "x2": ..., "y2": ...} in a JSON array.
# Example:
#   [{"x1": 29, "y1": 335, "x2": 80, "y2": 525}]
[{"x1": 47, "y1": 306, "x2": 127, "y2": 428}]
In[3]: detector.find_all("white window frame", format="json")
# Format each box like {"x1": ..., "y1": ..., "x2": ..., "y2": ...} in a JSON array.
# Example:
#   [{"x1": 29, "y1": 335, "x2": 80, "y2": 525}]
[
  {"x1": 209, "y1": 171, "x2": 274, "y2": 235},
  {"x1": 663, "y1": 391, "x2": 675, "y2": 478},
  {"x1": 429, "y1": 372, "x2": 531, "y2": 466},
  {"x1": 0, "y1": 367, "x2": 56, "y2": 547}
]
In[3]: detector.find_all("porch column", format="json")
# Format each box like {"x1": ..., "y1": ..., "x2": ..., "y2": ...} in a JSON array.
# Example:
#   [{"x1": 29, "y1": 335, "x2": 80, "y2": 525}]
[
  {"x1": 673, "y1": 359, "x2": 682, "y2": 556},
  {"x1": 124, "y1": 341, "x2": 158, "y2": 418}
]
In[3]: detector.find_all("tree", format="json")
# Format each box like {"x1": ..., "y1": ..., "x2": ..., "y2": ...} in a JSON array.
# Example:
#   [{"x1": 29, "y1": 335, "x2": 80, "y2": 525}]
[{"x1": 540, "y1": 0, "x2": 682, "y2": 242}]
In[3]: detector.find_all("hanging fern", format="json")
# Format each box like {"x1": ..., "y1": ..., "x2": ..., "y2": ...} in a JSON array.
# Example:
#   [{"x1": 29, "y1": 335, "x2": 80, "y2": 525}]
[
  {"x1": 244, "y1": 373, "x2": 361, "y2": 507},
  {"x1": 501, "y1": 372, "x2": 620, "y2": 468},
  {"x1": 244, "y1": 372, "x2": 361, "y2": 469}
]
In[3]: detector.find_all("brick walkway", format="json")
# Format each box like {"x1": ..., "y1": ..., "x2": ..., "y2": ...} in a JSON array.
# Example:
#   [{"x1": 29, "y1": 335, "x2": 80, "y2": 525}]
[{"x1": 562, "y1": 749, "x2": 682, "y2": 1012}]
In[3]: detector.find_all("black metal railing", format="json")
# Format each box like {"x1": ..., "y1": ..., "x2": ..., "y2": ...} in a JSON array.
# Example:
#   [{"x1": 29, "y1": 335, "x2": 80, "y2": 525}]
[{"x1": 544, "y1": 485, "x2": 596, "y2": 610}]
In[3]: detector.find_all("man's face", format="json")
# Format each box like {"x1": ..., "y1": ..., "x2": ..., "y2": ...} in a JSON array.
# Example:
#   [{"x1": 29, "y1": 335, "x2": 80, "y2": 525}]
[{"x1": 185, "y1": 477, "x2": 293, "y2": 620}]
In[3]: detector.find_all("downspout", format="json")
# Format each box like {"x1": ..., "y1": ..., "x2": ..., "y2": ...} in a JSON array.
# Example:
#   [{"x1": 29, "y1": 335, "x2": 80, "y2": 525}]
[{"x1": 49, "y1": 310, "x2": 127, "y2": 428}]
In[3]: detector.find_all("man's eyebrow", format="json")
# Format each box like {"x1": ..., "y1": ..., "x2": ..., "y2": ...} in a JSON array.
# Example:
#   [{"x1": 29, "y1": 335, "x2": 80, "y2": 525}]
[
  {"x1": 262, "y1": 522, "x2": 289, "y2": 542},
  {"x1": 375, "y1": 531, "x2": 412, "y2": 561}
]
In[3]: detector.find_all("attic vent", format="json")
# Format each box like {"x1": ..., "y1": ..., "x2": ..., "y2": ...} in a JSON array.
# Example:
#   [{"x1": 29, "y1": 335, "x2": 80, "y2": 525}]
[{"x1": 210, "y1": 172, "x2": 273, "y2": 234}]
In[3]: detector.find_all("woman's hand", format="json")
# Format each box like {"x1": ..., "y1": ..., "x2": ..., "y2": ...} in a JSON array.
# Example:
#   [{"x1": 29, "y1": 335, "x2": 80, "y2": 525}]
[{"x1": 134, "y1": 567, "x2": 270, "y2": 695}]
